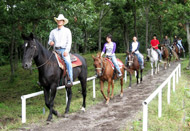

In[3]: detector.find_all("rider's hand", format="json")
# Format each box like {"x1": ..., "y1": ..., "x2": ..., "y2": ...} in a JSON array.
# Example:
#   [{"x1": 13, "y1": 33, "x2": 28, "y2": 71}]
[
  {"x1": 64, "y1": 51, "x2": 68, "y2": 57},
  {"x1": 50, "y1": 41, "x2": 54, "y2": 46}
]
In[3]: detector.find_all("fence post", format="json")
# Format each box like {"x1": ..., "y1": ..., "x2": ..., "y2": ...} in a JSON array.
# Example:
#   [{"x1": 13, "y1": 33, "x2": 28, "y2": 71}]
[
  {"x1": 93, "y1": 78, "x2": 96, "y2": 99},
  {"x1": 66, "y1": 91, "x2": 68, "y2": 104},
  {"x1": 125, "y1": 70, "x2": 127, "y2": 83},
  {"x1": 158, "y1": 90, "x2": 162, "y2": 117},
  {"x1": 176, "y1": 68, "x2": 179, "y2": 84},
  {"x1": 143, "y1": 102, "x2": 148, "y2": 131},
  {"x1": 173, "y1": 73, "x2": 175, "y2": 92},
  {"x1": 167, "y1": 79, "x2": 171, "y2": 104},
  {"x1": 21, "y1": 96, "x2": 26, "y2": 123}
]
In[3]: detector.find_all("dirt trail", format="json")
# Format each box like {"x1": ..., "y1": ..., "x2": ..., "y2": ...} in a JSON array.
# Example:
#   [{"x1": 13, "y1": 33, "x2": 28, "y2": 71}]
[{"x1": 27, "y1": 62, "x2": 179, "y2": 131}]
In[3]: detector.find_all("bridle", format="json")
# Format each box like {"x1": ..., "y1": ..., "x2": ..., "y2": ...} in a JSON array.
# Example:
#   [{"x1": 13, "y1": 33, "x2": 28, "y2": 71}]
[
  {"x1": 27, "y1": 39, "x2": 54, "y2": 70},
  {"x1": 127, "y1": 53, "x2": 134, "y2": 66},
  {"x1": 95, "y1": 57, "x2": 105, "y2": 76}
]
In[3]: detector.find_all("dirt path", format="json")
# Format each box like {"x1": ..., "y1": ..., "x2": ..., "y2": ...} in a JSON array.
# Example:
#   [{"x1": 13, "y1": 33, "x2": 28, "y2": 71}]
[{"x1": 27, "y1": 62, "x2": 179, "y2": 131}]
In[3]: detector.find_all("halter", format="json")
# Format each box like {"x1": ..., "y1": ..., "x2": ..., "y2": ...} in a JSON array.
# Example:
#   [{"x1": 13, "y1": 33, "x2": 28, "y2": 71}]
[
  {"x1": 127, "y1": 53, "x2": 134, "y2": 66},
  {"x1": 95, "y1": 57, "x2": 105, "y2": 76}
]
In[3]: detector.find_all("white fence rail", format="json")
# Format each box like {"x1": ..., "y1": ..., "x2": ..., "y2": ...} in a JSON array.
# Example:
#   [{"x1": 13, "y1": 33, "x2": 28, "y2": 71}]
[
  {"x1": 142, "y1": 63, "x2": 181, "y2": 131},
  {"x1": 21, "y1": 76, "x2": 96, "y2": 123}
]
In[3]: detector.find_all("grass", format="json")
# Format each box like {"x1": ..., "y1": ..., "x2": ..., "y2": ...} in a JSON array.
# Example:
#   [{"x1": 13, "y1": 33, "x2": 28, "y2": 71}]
[
  {"x1": 0, "y1": 53, "x2": 152, "y2": 130},
  {"x1": 124, "y1": 58, "x2": 190, "y2": 131}
]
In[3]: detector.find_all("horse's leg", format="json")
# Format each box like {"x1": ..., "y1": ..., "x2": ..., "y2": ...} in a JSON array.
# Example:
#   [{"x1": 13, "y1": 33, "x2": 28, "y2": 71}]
[
  {"x1": 110, "y1": 80, "x2": 115, "y2": 99},
  {"x1": 65, "y1": 87, "x2": 72, "y2": 114},
  {"x1": 80, "y1": 77, "x2": 87, "y2": 111},
  {"x1": 151, "y1": 62, "x2": 153, "y2": 76},
  {"x1": 136, "y1": 70, "x2": 139, "y2": 84},
  {"x1": 43, "y1": 87, "x2": 58, "y2": 117},
  {"x1": 47, "y1": 84, "x2": 57, "y2": 121},
  {"x1": 129, "y1": 73, "x2": 132, "y2": 88},
  {"x1": 100, "y1": 80, "x2": 107, "y2": 100},
  {"x1": 106, "y1": 79, "x2": 111, "y2": 104},
  {"x1": 140, "y1": 69, "x2": 143, "y2": 82},
  {"x1": 120, "y1": 77, "x2": 124, "y2": 97}
]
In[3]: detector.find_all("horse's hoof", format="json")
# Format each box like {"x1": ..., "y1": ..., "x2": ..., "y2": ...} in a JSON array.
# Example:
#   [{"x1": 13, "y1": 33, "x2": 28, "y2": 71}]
[
  {"x1": 120, "y1": 93, "x2": 123, "y2": 97},
  {"x1": 81, "y1": 107, "x2": 86, "y2": 112},
  {"x1": 46, "y1": 120, "x2": 52, "y2": 125},
  {"x1": 110, "y1": 96, "x2": 114, "y2": 99},
  {"x1": 106, "y1": 98, "x2": 110, "y2": 105},
  {"x1": 57, "y1": 112, "x2": 62, "y2": 117},
  {"x1": 63, "y1": 113, "x2": 69, "y2": 118}
]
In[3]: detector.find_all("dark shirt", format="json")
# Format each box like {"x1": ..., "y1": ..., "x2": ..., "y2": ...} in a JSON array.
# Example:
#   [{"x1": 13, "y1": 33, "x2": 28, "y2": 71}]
[{"x1": 162, "y1": 38, "x2": 170, "y2": 46}]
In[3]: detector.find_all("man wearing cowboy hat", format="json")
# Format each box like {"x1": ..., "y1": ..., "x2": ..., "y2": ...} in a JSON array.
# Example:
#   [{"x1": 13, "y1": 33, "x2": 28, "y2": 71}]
[{"x1": 48, "y1": 14, "x2": 73, "y2": 85}]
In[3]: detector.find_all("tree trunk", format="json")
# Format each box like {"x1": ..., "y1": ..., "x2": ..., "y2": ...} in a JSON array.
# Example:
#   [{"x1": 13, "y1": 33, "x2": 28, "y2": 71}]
[
  {"x1": 98, "y1": 9, "x2": 104, "y2": 51},
  {"x1": 186, "y1": 22, "x2": 190, "y2": 69},
  {"x1": 133, "y1": 0, "x2": 137, "y2": 36},
  {"x1": 145, "y1": 6, "x2": 149, "y2": 50},
  {"x1": 14, "y1": 41, "x2": 18, "y2": 71},
  {"x1": 84, "y1": 29, "x2": 88, "y2": 53},
  {"x1": 158, "y1": 15, "x2": 162, "y2": 40},
  {"x1": 124, "y1": 24, "x2": 129, "y2": 52}
]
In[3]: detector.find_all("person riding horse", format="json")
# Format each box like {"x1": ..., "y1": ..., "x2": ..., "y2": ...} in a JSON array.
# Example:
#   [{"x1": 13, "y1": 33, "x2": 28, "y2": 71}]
[
  {"x1": 101, "y1": 34, "x2": 122, "y2": 78},
  {"x1": 162, "y1": 35, "x2": 172, "y2": 55},
  {"x1": 177, "y1": 37, "x2": 185, "y2": 53},
  {"x1": 125, "y1": 36, "x2": 144, "y2": 69},
  {"x1": 48, "y1": 14, "x2": 73, "y2": 86},
  {"x1": 150, "y1": 34, "x2": 164, "y2": 63}
]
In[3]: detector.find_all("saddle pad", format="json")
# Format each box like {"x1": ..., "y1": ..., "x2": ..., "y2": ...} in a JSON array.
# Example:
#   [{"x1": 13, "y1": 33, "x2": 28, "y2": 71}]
[
  {"x1": 106, "y1": 58, "x2": 124, "y2": 69},
  {"x1": 53, "y1": 52, "x2": 82, "y2": 70}
]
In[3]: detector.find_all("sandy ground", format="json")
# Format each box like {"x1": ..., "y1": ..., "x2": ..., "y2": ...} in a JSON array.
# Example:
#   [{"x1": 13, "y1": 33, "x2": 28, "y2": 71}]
[{"x1": 22, "y1": 62, "x2": 179, "y2": 131}]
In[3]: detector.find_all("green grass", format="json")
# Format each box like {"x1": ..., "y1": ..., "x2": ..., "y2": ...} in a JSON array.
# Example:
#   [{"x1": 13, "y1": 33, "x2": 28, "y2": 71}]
[
  {"x1": 0, "y1": 53, "x2": 151, "y2": 130},
  {"x1": 124, "y1": 58, "x2": 190, "y2": 131}
]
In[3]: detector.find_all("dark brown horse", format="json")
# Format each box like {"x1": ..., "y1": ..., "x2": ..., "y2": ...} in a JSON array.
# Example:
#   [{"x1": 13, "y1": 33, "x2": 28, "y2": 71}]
[
  {"x1": 125, "y1": 52, "x2": 143, "y2": 88},
  {"x1": 160, "y1": 44, "x2": 171, "y2": 69},
  {"x1": 92, "y1": 53, "x2": 125, "y2": 104},
  {"x1": 173, "y1": 43, "x2": 183, "y2": 60}
]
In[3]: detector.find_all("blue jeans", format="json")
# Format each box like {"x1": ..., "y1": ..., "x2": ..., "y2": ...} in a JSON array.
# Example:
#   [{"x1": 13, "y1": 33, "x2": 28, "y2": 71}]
[
  {"x1": 177, "y1": 43, "x2": 185, "y2": 51},
  {"x1": 57, "y1": 48, "x2": 73, "y2": 82},
  {"x1": 125, "y1": 52, "x2": 144, "y2": 66},
  {"x1": 109, "y1": 55, "x2": 121, "y2": 74},
  {"x1": 155, "y1": 49, "x2": 162, "y2": 60}
]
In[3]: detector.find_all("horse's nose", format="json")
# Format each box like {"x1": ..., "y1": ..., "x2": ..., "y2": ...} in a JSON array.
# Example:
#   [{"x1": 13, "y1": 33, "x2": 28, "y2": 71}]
[{"x1": 22, "y1": 63, "x2": 30, "y2": 69}]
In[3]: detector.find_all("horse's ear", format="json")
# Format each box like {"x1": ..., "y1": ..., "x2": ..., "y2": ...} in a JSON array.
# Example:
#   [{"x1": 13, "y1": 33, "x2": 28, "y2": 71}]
[
  {"x1": 126, "y1": 50, "x2": 129, "y2": 55},
  {"x1": 21, "y1": 34, "x2": 28, "y2": 40},
  {"x1": 92, "y1": 55, "x2": 95, "y2": 60},
  {"x1": 29, "y1": 33, "x2": 34, "y2": 40}
]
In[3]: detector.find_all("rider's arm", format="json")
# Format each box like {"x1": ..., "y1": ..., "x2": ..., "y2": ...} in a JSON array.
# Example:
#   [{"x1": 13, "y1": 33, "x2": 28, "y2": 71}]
[
  {"x1": 48, "y1": 30, "x2": 54, "y2": 46},
  {"x1": 112, "y1": 42, "x2": 116, "y2": 54}
]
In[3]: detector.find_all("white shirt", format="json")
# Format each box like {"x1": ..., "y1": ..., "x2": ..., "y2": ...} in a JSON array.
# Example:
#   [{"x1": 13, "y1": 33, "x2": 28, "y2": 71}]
[
  {"x1": 131, "y1": 41, "x2": 139, "y2": 54},
  {"x1": 48, "y1": 26, "x2": 72, "y2": 52}
]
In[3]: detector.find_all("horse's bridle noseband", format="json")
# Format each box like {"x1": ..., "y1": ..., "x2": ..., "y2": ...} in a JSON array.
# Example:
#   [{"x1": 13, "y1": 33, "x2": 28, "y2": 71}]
[{"x1": 95, "y1": 58, "x2": 105, "y2": 76}]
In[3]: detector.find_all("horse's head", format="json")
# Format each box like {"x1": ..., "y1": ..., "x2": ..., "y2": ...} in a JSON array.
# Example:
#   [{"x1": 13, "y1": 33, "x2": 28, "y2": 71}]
[
  {"x1": 92, "y1": 54, "x2": 103, "y2": 77},
  {"x1": 22, "y1": 33, "x2": 38, "y2": 69},
  {"x1": 126, "y1": 52, "x2": 135, "y2": 67}
]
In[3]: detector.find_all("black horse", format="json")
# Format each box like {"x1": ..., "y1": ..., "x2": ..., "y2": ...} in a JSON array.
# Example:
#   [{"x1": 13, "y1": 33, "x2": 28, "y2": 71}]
[{"x1": 22, "y1": 33, "x2": 87, "y2": 121}]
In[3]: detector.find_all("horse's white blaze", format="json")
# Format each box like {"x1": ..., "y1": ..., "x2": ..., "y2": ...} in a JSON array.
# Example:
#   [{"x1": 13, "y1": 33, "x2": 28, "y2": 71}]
[{"x1": 25, "y1": 43, "x2": 28, "y2": 47}]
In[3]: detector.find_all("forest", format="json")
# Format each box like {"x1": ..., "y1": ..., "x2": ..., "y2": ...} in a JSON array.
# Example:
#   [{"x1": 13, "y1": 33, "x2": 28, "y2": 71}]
[{"x1": 1, "y1": 0, "x2": 190, "y2": 80}]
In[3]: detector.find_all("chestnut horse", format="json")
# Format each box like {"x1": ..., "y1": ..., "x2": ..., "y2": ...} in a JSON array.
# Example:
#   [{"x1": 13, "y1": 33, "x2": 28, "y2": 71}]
[
  {"x1": 173, "y1": 43, "x2": 183, "y2": 60},
  {"x1": 125, "y1": 52, "x2": 143, "y2": 88},
  {"x1": 92, "y1": 53, "x2": 125, "y2": 104},
  {"x1": 160, "y1": 44, "x2": 171, "y2": 69}
]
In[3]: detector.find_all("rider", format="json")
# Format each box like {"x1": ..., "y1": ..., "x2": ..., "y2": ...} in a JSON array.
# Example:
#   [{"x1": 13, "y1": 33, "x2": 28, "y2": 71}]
[
  {"x1": 177, "y1": 37, "x2": 185, "y2": 53},
  {"x1": 126, "y1": 36, "x2": 144, "y2": 69},
  {"x1": 162, "y1": 35, "x2": 172, "y2": 54},
  {"x1": 101, "y1": 34, "x2": 122, "y2": 78},
  {"x1": 150, "y1": 34, "x2": 164, "y2": 63},
  {"x1": 48, "y1": 14, "x2": 73, "y2": 85}
]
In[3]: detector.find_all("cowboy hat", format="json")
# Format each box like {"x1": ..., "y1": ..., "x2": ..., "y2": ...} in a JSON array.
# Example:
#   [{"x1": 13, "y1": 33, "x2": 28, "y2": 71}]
[{"x1": 54, "y1": 14, "x2": 68, "y2": 25}]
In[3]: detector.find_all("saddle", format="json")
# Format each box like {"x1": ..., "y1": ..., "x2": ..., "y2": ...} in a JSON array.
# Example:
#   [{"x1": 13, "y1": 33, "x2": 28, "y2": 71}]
[
  {"x1": 105, "y1": 57, "x2": 124, "y2": 69},
  {"x1": 53, "y1": 51, "x2": 82, "y2": 70}
]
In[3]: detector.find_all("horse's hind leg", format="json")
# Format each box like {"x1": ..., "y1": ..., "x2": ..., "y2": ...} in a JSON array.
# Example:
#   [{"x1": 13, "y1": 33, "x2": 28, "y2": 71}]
[
  {"x1": 110, "y1": 80, "x2": 115, "y2": 99},
  {"x1": 65, "y1": 87, "x2": 72, "y2": 114},
  {"x1": 120, "y1": 77, "x2": 123, "y2": 97},
  {"x1": 79, "y1": 77, "x2": 87, "y2": 111}
]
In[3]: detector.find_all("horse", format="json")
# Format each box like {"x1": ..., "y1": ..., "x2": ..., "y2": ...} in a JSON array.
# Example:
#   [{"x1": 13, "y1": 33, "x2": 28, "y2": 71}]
[
  {"x1": 147, "y1": 47, "x2": 160, "y2": 76},
  {"x1": 172, "y1": 42, "x2": 183, "y2": 60},
  {"x1": 125, "y1": 52, "x2": 143, "y2": 88},
  {"x1": 92, "y1": 52, "x2": 125, "y2": 104},
  {"x1": 160, "y1": 44, "x2": 171, "y2": 69},
  {"x1": 22, "y1": 33, "x2": 87, "y2": 121}
]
